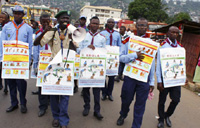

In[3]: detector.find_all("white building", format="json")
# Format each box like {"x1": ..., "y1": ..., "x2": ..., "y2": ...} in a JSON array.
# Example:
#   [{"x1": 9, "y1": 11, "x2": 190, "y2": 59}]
[{"x1": 80, "y1": 5, "x2": 122, "y2": 27}]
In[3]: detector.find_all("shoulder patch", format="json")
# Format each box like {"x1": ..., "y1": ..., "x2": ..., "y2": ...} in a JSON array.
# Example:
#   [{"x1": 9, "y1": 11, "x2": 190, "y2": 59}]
[
  {"x1": 99, "y1": 33, "x2": 106, "y2": 38},
  {"x1": 177, "y1": 41, "x2": 183, "y2": 47},
  {"x1": 160, "y1": 41, "x2": 166, "y2": 46}
]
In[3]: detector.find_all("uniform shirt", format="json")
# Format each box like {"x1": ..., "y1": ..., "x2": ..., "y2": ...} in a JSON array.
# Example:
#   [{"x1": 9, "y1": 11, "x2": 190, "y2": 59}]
[
  {"x1": 100, "y1": 29, "x2": 121, "y2": 47},
  {"x1": 156, "y1": 38, "x2": 182, "y2": 83},
  {"x1": 119, "y1": 35, "x2": 155, "y2": 86},
  {"x1": 78, "y1": 31, "x2": 106, "y2": 54},
  {"x1": 1, "y1": 21, "x2": 33, "y2": 63},
  {"x1": 33, "y1": 30, "x2": 45, "y2": 69},
  {"x1": 40, "y1": 26, "x2": 70, "y2": 58}
]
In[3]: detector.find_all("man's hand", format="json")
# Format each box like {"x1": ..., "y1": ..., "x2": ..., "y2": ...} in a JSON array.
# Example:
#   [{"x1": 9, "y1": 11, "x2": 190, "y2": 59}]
[
  {"x1": 185, "y1": 78, "x2": 188, "y2": 84},
  {"x1": 68, "y1": 33, "x2": 72, "y2": 39},
  {"x1": 157, "y1": 83, "x2": 164, "y2": 92},
  {"x1": 136, "y1": 51, "x2": 145, "y2": 61},
  {"x1": 88, "y1": 45, "x2": 95, "y2": 50},
  {"x1": 44, "y1": 25, "x2": 52, "y2": 32},
  {"x1": 149, "y1": 86, "x2": 154, "y2": 93}
]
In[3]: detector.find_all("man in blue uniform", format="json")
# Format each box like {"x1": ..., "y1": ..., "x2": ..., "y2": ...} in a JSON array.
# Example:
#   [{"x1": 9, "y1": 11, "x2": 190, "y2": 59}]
[
  {"x1": 34, "y1": 10, "x2": 75, "y2": 128},
  {"x1": 115, "y1": 26, "x2": 129, "y2": 82},
  {"x1": 32, "y1": 12, "x2": 51, "y2": 117},
  {"x1": 100, "y1": 18, "x2": 121, "y2": 101},
  {"x1": 156, "y1": 26, "x2": 184, "y2": 128},
  {"x1": 78, "y1": 16, "x2": 105, "y2": 120},
  {"x1": 116, "y1": 18, "x2": 155, "y2": 128},
  {"x1": 1, "y1": 5, "x2": 33, "y2": 113}
]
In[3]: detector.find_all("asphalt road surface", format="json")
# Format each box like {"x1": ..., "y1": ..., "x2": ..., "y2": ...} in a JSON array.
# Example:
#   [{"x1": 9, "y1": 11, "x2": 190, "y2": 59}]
[{"x1": 0, "y1": 78, "x2": 200, "y2": 128}]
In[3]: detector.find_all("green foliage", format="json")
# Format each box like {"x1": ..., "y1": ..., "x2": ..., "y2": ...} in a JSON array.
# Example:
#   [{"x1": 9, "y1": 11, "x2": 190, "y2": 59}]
[
  {"x1": 173, "y1": 12, "x2": 191, "y2": 22},
  {"x1": 128, "y1": 0, "x2": 168, "y2": 22},
  {"x1": 166, "y1": 12, "x2": 191, "y2": 24}
]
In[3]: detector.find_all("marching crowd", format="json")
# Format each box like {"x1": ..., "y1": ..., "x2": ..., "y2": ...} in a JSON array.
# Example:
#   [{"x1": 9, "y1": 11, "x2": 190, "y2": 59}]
[{"x1": 0, "y1": 5, "x2": 187, "y2": 128}]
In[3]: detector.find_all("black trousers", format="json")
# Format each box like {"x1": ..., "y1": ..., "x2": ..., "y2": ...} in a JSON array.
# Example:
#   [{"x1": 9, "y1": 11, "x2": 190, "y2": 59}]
[
  {"x1": 38, "y1": 87, "x2": 48, "y2": 110},
  {"x1": 158, "y1": 86, "x2": 181, "y2": 122},
  {"x1": 83, "y1": 88, "x2": 100, "y2": 113}
]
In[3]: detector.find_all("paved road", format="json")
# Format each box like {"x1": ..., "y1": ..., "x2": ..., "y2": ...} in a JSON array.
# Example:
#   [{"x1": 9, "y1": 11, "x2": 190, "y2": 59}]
[{"x1": 0, "y1": 78, "x2": 200, "y2": 128}]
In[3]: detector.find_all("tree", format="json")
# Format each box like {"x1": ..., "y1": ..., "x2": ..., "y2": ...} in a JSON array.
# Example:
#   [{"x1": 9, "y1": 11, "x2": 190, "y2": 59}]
[
  {"x1": 128, "y1": 0, "x2": 168, "y2": 22},
  {"x1": 173, "y1": 12, "x2": 191, "y2": 22}
]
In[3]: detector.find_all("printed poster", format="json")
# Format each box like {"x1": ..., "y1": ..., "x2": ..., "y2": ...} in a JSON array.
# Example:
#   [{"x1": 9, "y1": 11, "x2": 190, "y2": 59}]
[
  {"x1": 2, "y1": 40, "x2": 29, "y2": 79},
  {"x1": 74, "y1": 54, "x2": 80, "y2": 79},
  {"x1": 106, "y1": 45, "x2": 119, "y2": 76},
  {"x1": 123, "y1": 35, "x2": 159, "y2": 82},
  {"x1": 79, "y1": 48, "x2": 107, "y2": 88},
  {"x1": 160, "y1": 48, "x2": 186, "y2": 88},
  {"x1": 42, "y1": 49, "x2": 75, "y2": 95},
  {"x1": 36, "y1": 50, "x2": 52, "y2": 87}
]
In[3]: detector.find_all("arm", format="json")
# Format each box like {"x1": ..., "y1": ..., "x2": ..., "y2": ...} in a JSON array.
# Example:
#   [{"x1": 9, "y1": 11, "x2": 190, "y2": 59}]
[
  {"x1": 156, "y1": 48, "x2": 164, "y2": 91},
  {"x1": 28, "y1": 27, "x2": 33, "y2": 63},
  {"x1": 33, "y1": 45, "x2": 40, "y2": 69},
  {"x1": 117, "y1": 33, "x2": 122, "y2": 47},
  {"x1": 34, "y1": 26, "x2": 52, "y2": 46},
  {"x1": 119, "y1": 42, "x2": 138, "y2": 64},
  {"x1": 156, "y1": 48, "x2": 162, "y2": 83},
  {"x1": 0, "y1": 26, "x2": 7, "y2": 62},
  {"x1": 149, "y1": 58, "x2": 155, "y2": 86}
]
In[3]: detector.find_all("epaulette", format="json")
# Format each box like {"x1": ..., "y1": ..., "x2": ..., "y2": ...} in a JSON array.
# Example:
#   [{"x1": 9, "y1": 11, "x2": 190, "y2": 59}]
[
  {"x1": 177, "y1": 41, "x2": 183, "y2": 47},
  {"x1": 122, "y1": 37, "x2": 130, "y2": 44},
  {"x1": 99, "y1": 33, "x2": 106, "y2": 38},
  {"x1": 35, "y1": 29, "x2": 41, "y2": 35},
  {"x1": 160, "y1": 41, "x2": 166, "y2": 46}
]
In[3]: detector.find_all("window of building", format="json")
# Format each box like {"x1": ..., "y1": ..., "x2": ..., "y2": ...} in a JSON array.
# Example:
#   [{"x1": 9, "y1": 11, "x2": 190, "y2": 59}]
[
  {"x1": 96, "y1": 9, "x2": 100, "y2": 12},
  {"x1": 105, "y1": 10, "x2": 110, "y2": 13},
  {"x1": 101, "y1": 9, "x2": 105, "y2": 12},
  {"x1": 91, "y1": 9, "x2": 93, "y2": 12},
  {"x1": 111, "y1": 12, "x2": 114, "y2": 14}
]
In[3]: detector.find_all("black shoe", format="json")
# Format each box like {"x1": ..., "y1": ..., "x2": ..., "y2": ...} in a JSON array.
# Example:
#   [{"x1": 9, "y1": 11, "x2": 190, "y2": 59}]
[
  {"x1": 4, "y1": 89, "x2": 8, "y2": 95},
  {"x1": 82, "y1": 108, "x2": 89, "y2": 116},
  {"x1": 119, "y1": 75, "x2": 124, "y2": 81},
  {"x1": 20, "y1": 105, "x2": 27, "y2": 113},
  {"x1": 93, "y1": 112, "x2": 103, "y2": 120},
  {"x1": 74, "y1": 86, "x2": 78, "y2": 93},
  {"x1": 38, "y1": 109, "x2": 46, "y2": 117},
  {"x1": 157, "y1": 121, "x2": 164, "y2": 128},
  {"x1": 114, "y1": 76, "x2": 120, "y2": 82},
  {"x1": 32, "y1": 91, "x2": 39, "y2": 95},
  {"x1": 117, "y1": 116, "x2": 125, "y2": 126},
  {"x1": 108, "y1": 95, "x2": 114, "y2": 101},
  {"x1": 101, "y1": 95, "x2": 107, "y2": 101},
  {"x1": 165, "y1": 116, "x2": 172, "y2": 127},
  {"x1": 6, "y1": 105, "x2": 18, "y2": 112},
  {"x1": 0, "y1": 86, "x2": 3, "y2": 90}
]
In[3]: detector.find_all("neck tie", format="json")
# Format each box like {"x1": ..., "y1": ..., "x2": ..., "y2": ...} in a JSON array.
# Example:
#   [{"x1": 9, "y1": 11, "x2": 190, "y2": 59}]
[
  {"x1": 89, "y1": 31, "x2": 98, "y2": 45},
  {"x1": 106, "y1": 28, "x2": 114, "y2": 46}
]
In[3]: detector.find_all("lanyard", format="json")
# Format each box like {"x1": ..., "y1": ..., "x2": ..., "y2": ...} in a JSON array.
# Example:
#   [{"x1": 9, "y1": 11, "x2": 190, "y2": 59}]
[
  {"x1": 57, "y1": 26, "x2": 68, "y2": 55},
  {"x1": 12, "y1": 21, "x2": 25, "y2": 46}
]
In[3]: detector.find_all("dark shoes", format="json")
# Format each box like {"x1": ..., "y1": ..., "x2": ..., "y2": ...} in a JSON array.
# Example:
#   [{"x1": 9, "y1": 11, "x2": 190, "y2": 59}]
[
  {"x1": 4, "y1": 89, "x2": 8, "y2": 95},
  {"x1": 117, "y1": 116, "x2": 125, "y2": 126},
  {"x1": 101, "y1": 95, "x2": 107, "y2": 101},
  {"x1": 82, "y1": 108, "x2": 89, "y2": 116},
  {"x1": 93, "y1": 112, "x2": 103, "y2": 120},
  {"x1": 108, "y1": 95, "x2": 114, "y2": 101},
  {"x1": 32, "y1": 90, "x2": 39, "y2": 95},
  {"x1": 165, "y1": 116, "x2": 172, "y2": 127},
  {"x1": 38, "y1": 109, "x2": 46, "y2": 117},
  {"x1": 157, "y1": 121, "x2": 164, "y2": 128},
  {"x1": 52, "y1": 119, "x2": 60, "y2": 127},
  {"x1": 74, "y1": 86, "x2": 78, "y2": 93},
  {"x1": 6, "y1": 105, "x2": 18, "y2": 112},
  {"x1": 114, "y1": 76, "x2": 120, "y2": 82},
  {"x1": 21, "y1": 105, "x2": 27, "y2": 113}
]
